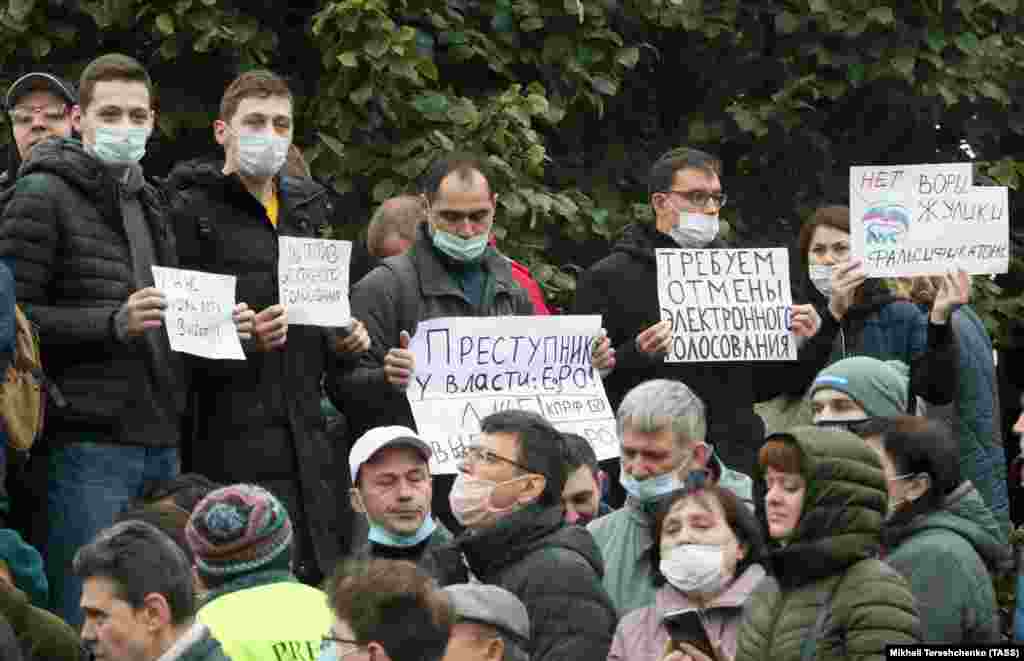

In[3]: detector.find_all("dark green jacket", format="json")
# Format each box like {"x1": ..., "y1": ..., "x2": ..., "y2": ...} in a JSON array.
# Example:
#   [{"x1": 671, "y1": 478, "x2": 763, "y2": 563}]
[
  {"x1": 172, "y1": 624, "x2": 231, "y2": 661},
  {"x1": 0, "y1": 584, "x2": 83, "y2": 660},
  {"x1": 734, "y1": 427, "x2": 920, "y2": 661},
  {"x1": 882, "y1": 481, "x2": 1010, "y2": 643}
]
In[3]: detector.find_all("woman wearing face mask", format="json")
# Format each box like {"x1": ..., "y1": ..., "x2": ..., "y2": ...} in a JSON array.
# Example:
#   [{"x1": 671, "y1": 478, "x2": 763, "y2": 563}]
[
  {"x1": 860, "y1": 416, "x2": 1010, "y2": 643},
  {"x1": 608, "y1": 482, "x2": 765, "y2": 661},
  {"x1": 733, "y1": 426, "x2": 920, "y2": 661},
  {"x1": 795, "y1": 205, "x2": 963, "y2": 415}
]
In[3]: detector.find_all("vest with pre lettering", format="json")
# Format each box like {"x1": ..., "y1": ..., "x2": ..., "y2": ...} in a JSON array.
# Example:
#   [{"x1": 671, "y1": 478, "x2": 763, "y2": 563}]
[{"x1": 197, "y1": 581, "x2": 332, "y2": 661}]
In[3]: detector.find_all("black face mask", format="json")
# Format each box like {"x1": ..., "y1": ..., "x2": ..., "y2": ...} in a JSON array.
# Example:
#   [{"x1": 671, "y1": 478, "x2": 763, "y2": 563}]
[{"x1": 814, "y1": 418, "x2": 871, "y2": 435}]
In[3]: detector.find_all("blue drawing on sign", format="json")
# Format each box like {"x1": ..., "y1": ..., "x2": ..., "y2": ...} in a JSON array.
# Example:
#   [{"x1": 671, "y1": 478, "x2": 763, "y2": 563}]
[{"x1": 863, "y1": 204, "x2": 911, "y2": 244}]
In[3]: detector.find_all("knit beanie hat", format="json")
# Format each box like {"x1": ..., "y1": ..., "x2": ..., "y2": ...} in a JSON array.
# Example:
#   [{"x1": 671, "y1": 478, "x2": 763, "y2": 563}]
[
  {"x1": 0, "y1": 529, "x2": 47, "y2": 608},
  {"x1": 186, "y1": 484, "x2": 293, "y2": 578},
  {"x1": 809, "y1": 356, "x2": 910, "y2": 417}
]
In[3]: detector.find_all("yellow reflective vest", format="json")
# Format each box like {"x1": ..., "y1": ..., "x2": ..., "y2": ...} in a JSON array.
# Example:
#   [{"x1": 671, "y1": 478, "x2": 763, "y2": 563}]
[{"x1": 197, "y1": 581, "x2": 332, "y2": 661}]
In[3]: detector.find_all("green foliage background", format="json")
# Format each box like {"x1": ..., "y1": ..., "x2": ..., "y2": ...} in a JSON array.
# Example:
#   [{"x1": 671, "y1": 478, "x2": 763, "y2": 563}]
[{"x1": 3, "y1": 0, "x2": 1024, "y2": 337}]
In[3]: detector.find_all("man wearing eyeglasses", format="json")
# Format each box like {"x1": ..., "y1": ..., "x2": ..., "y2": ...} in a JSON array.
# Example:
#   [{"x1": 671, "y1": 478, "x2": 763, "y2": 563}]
[
  {"x1": 421, "y1": 410, "x2": 616, "y2": 661},
  {"x1": 2, "y1": 72, "x2": 76, "y2": 190},
  {"x1": 573, "y1": 147, "x2": 827, "y2": 481},
  {"x1": 321, "y1": 558, "x2": 452, "y2": 661}
]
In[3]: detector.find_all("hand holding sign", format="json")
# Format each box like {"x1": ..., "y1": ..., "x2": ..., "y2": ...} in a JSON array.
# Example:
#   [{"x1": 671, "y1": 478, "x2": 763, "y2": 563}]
[
  {"x1": 592, "y1": 329, "x2": 615, "y2": 376},
  {"x1": 929, "y1": 269, "x2": 970, "y2": 325},
  {"x1": 827, "y1": 260, "x2": 866, "y2": 321},
  {"x1": 636, "y1": 320, "x2": 672, "y2": 356},
  {"x1": 334, "y1": 318, "x2": 370, "y2": 354},
  {"x1": 233, "y1": 303, "x2": 254, "y2": 341},
  {"x1": 253, "y1": 304, "x2": 288, "y2": 351},
  {"x1": 789, "y1": 304, "x2": 820, "y2": 338},
  {"x1": 385, "y1": 330, "x2": 415, "y2": 390},
  {"x1": 115, "y1": 287, "x2": 167, "y2": 341}
]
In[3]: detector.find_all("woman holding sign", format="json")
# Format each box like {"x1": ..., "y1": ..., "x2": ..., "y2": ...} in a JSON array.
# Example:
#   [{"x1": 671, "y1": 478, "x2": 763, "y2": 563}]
[{"x1": 795, "y1": 205, "x2": 965, "y2": 414}]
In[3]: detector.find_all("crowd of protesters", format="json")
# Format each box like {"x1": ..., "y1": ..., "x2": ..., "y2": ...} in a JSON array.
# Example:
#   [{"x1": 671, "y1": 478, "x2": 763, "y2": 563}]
[{"x1": 0, "y1": 51, "x2": 1016, "y2": 661}]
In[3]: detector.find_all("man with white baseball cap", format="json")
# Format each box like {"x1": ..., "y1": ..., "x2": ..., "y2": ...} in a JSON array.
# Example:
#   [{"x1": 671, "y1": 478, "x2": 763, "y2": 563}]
[
  {"x1": 442, "y1": 583, "x2": 530, "y2": 661},
  {"x1": 349, "y1": 425, "x2": 452, "y2": 565}
]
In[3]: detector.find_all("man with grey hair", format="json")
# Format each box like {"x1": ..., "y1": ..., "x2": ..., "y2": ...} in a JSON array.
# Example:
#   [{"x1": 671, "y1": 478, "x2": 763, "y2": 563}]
[
  {"x1": 587, "y1": 378, "x2": 752, "y2": 615},
  {"x1": 441, "y1": 584, "x2": 530, "y2": 661}
]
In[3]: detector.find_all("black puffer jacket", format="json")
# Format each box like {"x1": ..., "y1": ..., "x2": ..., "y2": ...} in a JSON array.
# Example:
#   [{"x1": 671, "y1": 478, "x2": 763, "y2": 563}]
[
  {"x1": 165, "y1": 159, "x2": 348, "y2": 574},
  {"x1": 423, "y1": 505, "x2": 617, "y2": 661},
  {"x1": 0, "y1": 138, "x2": 183, "y2": 444},
  {"x1": 573, "y1": 223, "x2": 830, "y2": 474}
]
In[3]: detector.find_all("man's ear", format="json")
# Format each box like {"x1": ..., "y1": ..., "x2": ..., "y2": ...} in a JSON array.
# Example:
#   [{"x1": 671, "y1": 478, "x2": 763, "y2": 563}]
[
  {"x1": 71, "y1": 105, "x2": 82, "y2": 133},
  {"x1": 692, "y1": 442, "x2": 711, "y2": 470},
  {"x1": 213, "y1": 119, "x2": 228, "y2": 146},
  {"x1": 486, "y1": 636, "x2": 505, "y2": 661},
  {"x1": 520, "y1": 473, "x2": 546, "y2": 504},
  {"x1": 367, "y1": 641, "x2": 392, "y2": 661},
  {"x1": 350, "y1": 488, "x2": 366, "y2": 514},
  {"x1": 140, "y1": 592, "x2": 172, "y2": 631},
  {"x1": 907, "y1": 474, "x2": 932, "y2": 503}
]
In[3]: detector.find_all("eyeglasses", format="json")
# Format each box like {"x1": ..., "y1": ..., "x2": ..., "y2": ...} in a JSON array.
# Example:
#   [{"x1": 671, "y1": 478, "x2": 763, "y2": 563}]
[
  {"x1": 664, "y1": 189, "x2": 728, "y2": 209},
  {"x1": 320, "y1": 636, "x2": 364, "y2": 660},
  {"x1": 460, "y1": 445, "x2": 535, "y2": 473},
  {"x1": 9, "y1": 105, "x2": 68, "y2": 126}
]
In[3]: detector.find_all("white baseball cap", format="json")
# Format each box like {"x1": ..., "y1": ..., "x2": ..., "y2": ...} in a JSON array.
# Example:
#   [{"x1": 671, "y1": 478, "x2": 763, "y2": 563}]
[{"x1": 349, "y1": 426, "x2": 432, "y2": 483}]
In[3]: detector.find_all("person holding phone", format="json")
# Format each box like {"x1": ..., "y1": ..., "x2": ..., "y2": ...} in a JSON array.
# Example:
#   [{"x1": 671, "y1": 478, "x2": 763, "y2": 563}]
[{"x1": 608, "y1": 481, "x2": 765, "y2": 661}]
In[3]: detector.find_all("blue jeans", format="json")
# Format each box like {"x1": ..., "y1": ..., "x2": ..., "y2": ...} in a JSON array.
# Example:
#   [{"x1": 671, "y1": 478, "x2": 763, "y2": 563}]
[{"x1": 45, "y1": 442, "x2": 179, "y2": 627}]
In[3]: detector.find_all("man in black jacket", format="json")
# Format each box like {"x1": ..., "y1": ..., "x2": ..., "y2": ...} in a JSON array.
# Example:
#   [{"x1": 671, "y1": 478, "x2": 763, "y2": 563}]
[
  {"x1": 573, "y1": 147, "x2": 827, "y2": 478},
  {"x1": 166, "y1": 70, "x2": 369, "y2": 585},
  {"x1": 0, "y1": 54, "x2": 188, "y2": 626},
  {"x1": 1, "y1": 71, "x2": 76, "y2": 190},
  {"x1": 423, "y1": 410, "x2": 617, "y2": 661}
]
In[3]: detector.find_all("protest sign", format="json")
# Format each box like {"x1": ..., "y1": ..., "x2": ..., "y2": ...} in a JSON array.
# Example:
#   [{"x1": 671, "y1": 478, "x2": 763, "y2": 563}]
[
  {"x1": 278, "y1": 236, "x2": 352, "y2": 326},
  {"x1": 849, "y1": 163, "x2": 1009, "y2": 276},
  {"x1": 152, "y1": 266, "x2": 245, "y2": 360},
  {"x1": 406, "y1": 315, "x2": 616, "y2": 475},
  {"x1": 655, "y1": 248, "x2": 796, "y2": 363}
]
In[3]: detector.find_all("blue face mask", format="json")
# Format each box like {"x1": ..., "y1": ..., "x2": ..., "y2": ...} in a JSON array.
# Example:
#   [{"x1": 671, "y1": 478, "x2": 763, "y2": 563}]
[
  {"x1": 92, "y1": 126, "x2": 149, "y2": 164},
  {"x1": 432, "y1": 228, "x2": 488, "y2": 263},
  {"x1": 619, "y1": 465, "x2": 681, "y2": 502},
  {"x1": 367, "y1": 514, "x2": 437, "y2": 548}
]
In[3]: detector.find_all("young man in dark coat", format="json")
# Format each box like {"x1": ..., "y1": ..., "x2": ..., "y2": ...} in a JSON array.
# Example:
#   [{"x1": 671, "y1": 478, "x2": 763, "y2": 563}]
[
  {"x1": 573, "y1": 148, "x2": 827, "y2": 477},
  {"x1": 0, "y1": 54, "x2": 188, "y2": 627},
  {"x1": 422, "y1": 410, "x2": 617, "y2": 661},
  {"x1": 165, "y1": 70, "x2": 369, "y2": 585}
]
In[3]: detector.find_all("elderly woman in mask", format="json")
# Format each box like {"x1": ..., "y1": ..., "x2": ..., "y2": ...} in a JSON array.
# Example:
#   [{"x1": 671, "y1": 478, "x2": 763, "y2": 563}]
[
  {"x1": 609, "y1": 479, "x2": 765, "y2": 661},
  {"x1": 733, "y1": 426, "x2": 920, "y2": 661},
  {"x1": 794, "y1": 205, "x2": 964, "y2": 413},
  {"x1": 860, "y1": 416, "x2": 1009, "y2": 642}
]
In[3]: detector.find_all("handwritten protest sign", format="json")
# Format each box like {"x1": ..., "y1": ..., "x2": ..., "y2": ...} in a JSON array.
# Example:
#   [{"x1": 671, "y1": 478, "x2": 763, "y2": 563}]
[
  {"x1": 278, "y1": 237, "x2": 352, "y2": 326},
  {"x1": 152, "y1": 266, "x2": 244, "y2": 360},
  {"x1": 849, "y1": 163, "x2": 1009, "y2": 277},
  {"x1": 406, "y1": 316, "x2": 617, "y2": 475},
  {"x1": 656, "y1": 248, "x2": 796, "y2": 363}
]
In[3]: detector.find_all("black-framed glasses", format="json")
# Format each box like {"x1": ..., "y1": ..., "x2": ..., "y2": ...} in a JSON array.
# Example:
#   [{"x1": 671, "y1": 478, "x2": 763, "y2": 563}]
[
  {"x1": 664, "y1": 189, "x2": 728, "y2": 209},
  {"x1": 320, "y1": 636, "x2": 364, "y2": 659},
  {"x1": 460, "y1": 445, "x2": 536, "y2": 473}
]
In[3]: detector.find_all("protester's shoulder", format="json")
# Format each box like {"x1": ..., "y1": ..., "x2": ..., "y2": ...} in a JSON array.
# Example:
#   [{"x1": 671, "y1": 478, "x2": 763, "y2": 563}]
[
  {"x1": 874, "y1": 297, "x2": 927, "y2": 325},
  {"x1": 353, "y1": 253, "x2": 416, "y2": 295},
  {"x1": 14, "y1": 138, "x2": 104, "y2": 194},
  {"x1": 587, "y1": 507, "x2": 629, "y2": 540}
]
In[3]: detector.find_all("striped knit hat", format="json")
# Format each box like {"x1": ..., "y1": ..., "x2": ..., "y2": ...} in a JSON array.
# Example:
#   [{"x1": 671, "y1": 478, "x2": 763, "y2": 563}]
[{"x1": 185, "y1": 484, "x2": 293, "y2": 577}]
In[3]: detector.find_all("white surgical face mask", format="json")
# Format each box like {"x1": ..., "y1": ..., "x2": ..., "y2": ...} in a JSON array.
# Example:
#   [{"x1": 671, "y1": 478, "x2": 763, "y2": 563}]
[
  {"x1": 669, "y1": 210, "x2": 719, "y2": 248},
  {"x1": 235, "y1": 131, "x2": 289, "y2": 178},
  {"x1": 659, "y1": 544, "x2": 727, "y2": 595},
  {"x1": 809, "y1": 264, "x2": 834, "y2": 299},
  {"x1": 448, "y1": 473, "x2": 527, "y2": 528},
  {"x1": 92, "y1": 126, "x2": 150, "y2": 164}
]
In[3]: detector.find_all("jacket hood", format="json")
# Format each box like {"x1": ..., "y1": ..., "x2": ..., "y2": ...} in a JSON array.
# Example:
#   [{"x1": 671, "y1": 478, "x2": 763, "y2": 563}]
[
  {"x1": 611, "y1": 222, "x2": 729, "y2": 264},
  {"x1": 763, "y1": 425, "x2": 887, "y2": 587},
  {"x1": 460, "y1": 505, "x2": 605, "y2": 579},
  {"x1": 883, "y1": 481, "x2": 1013, "y2": 574},
  {"x1": 166, "y1": 157, "x2": 327, "y2": 209}
]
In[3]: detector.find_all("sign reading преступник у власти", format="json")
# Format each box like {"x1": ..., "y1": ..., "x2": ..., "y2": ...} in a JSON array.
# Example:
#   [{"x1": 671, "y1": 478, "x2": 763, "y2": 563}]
[{"x1": 886, "y1": 644, "x2": 1022, "y2": 658}]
